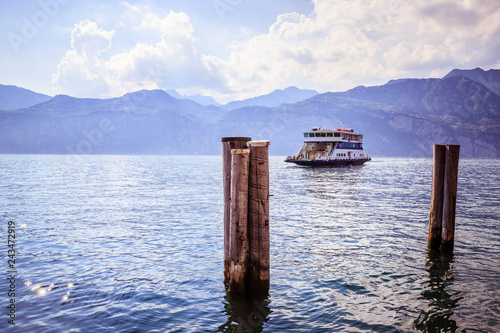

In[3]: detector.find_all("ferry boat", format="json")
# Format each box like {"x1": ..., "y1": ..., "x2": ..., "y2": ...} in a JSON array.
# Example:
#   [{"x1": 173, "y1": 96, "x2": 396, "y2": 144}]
[{"x1": 285, "y1": 123, "x2": 371, "y2": 167}]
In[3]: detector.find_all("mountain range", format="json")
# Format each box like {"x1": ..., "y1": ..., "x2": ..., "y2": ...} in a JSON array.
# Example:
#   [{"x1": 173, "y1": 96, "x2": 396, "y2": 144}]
[
  {"x1": 164, "y1": 89, "x2": 221, "y2": 106},
  {"x1": 1, "y1": 68, "x2": 499, "y2": 157},
  {"x1": 221, "y1": 86, "x2": 318, "y2": 110},
  {"x1": 0, "y1": 84, "x2": 51, "y2": 110}
]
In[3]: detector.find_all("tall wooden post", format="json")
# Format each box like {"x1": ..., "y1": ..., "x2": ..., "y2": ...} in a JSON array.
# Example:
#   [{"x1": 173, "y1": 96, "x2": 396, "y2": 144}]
[
  {"x1": 228, "y1": 148, "x2": 250, "y2": 292},
  {"x1": 428, "y1": 144, "x2": 460, "y2": 252},
  {"x1": 222, "y1": 137, "x2": 251, "y2": 283},
  {"x1": 441, "y1": 145, "x2": 460, "y2": 252},
  {"x1": 428, "y1": 144, "x2": 446, "y2": 249},
  {"x1": 248, "y1": 140, "x2": 270, "y2": 291}
]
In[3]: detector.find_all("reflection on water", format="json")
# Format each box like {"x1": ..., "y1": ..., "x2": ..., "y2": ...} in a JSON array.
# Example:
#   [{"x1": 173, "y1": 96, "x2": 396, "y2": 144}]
[
  {"x1": 218, "y1": 291, "x2": 271, "y2": 333},
  {"x1": 414, "y1": 249, "x2": 463, "y2": 332},
  {"x1": 0, "y1": 156, "x2": 499, "y2": 332}
]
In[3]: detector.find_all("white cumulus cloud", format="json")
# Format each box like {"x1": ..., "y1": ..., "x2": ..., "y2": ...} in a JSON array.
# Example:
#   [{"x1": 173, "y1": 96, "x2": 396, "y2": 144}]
[
  {"x1": 203, "y1": 0, "x2": 500, "y2": 100},
  {"x1": 52, "y1": 5, "x2": 221, "y2": 98},
  {"x1": 52, "y1": 20, "x2": 115, "y2": 96},
  {"x1": 51, "y1": 0, "x2": 500, "y2": 102}
]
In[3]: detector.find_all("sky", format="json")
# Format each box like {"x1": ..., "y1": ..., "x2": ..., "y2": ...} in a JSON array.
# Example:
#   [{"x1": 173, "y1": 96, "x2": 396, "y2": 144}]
[{"x1": 1, "y1": 0, "x2": 499, "y2": 104}]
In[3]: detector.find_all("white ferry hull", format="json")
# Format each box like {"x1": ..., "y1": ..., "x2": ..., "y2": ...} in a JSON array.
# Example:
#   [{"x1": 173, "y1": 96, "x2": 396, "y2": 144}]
[{"x1": 285, "y1": 157, "x2": 371, "y2": 167}]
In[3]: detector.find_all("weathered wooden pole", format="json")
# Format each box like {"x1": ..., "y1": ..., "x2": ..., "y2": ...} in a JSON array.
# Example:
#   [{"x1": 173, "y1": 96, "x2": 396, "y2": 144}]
[
  {"x1": 228, "y1": 148, "x2": 251, "y2": 292},
  {"x1": 222, "y1": 137, "x2": 251, "y2": 283},
  {"x1": 428, "y1": 144, "x2": 446, "y2": 249},
  {"x1": 248, "y1": 140, "x2": 270, "y2": 291},
  {"x1": 441, "y1": 145, "x2": 460, "y2": 252},
  {"x1": 428, "y1": 144, "x2": 460, "y2": 252}
]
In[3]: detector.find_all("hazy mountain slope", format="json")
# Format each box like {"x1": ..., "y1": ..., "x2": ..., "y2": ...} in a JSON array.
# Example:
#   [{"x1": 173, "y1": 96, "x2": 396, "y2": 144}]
[
  {"x1": 222, "y1": 86, "x2": 318, "y2": 110},
  {"x1": 1, "y1": 70, "x2": 499, "y2": 157},
  {"x1": 165, "y1": 89, "x2": 221, "y2": 106},
  {"x1": 14, "y1": 90, "x2": 225, "y2": 124},
  {"x1": 0, "y1": 90, "x2": 224, "y2": 154},
  {"x1": 210, "y1": 76, "x2": 500, "y2": 157},
  {"x1": 443, "y1": 68, "x2": 500, "y2": 95},
  {"x1": 0, "y1": 84, "x2": 51, "y2": 110},
  {"x1": 338, "y1": 75, "x2": 499, "y2": 118}
]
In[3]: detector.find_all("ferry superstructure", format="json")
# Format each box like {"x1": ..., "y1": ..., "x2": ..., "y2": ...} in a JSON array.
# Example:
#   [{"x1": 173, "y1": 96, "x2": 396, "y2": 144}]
[{"x1": 285, "y1": 125, "x2": 371, "y2": 167}]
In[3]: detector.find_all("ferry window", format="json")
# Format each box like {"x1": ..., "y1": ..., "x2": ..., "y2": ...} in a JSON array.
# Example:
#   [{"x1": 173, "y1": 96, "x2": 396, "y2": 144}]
[
  {"x1": 334, "y1": 133, "x2": 340, "y2": 137},
  {"x1": 320, "y1": 133, "x2": 326, "y2": 137},
  {"x1": 327, "y1": 133, "x2": 333, "y2": 137},
  {"x1": 304, "y1": 133, "x2": 309, "y2": 137}
]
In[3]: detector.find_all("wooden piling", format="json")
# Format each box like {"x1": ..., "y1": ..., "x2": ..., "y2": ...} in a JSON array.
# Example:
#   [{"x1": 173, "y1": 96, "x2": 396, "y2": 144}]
[
  {"x1": 441, "y1": 145, "x2": 460, "y2": 252},
  {"x1": 222, "y1": 137, "x2": 251, "y2": 283},
  {"x1": 248, "y1": 140, "x2": 271, "y2": 291},
  {"x1": 428, "y1": 144, "x2": 446, "y2": 249},
  {"x1": 428, "y1": 144, "x2": 460, "y2": 252},
  {"x1": 228, "y1": 148, "x2": 251, "y2": 292}
]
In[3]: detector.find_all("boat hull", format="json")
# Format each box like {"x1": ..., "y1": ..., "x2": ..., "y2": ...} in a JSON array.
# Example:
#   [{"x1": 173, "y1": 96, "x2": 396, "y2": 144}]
[{"x1": 284, "y1": 158, "x2": 371, "y2": 167}]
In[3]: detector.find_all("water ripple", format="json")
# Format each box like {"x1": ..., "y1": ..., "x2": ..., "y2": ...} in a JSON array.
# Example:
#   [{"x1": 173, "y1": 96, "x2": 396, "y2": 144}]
[{"x1": 0, "y1": 155, "x2": 498, "y2": 332}]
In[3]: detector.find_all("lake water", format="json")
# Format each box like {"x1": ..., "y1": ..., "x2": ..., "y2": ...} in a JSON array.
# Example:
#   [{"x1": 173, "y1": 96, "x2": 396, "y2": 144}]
[{"x1": 1, "y1": 155, "x2": 499, "y2": 332}]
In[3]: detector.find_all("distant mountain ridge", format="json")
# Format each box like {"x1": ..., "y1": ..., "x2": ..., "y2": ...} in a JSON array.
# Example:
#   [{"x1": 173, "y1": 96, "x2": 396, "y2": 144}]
[
  {"x1": 165, "y1": 89, "x2": 221, "y2": 106},
  {"x1": 221, "y1": 86, "x2": 319, "y2": 110},
  {"x1": 209, "y1": 70, "x2": 500, "y2": 157},
  {"x1": 1, "y1": 68, "x2": 499, "y2": 157},
  {"x1": 443, "y1": 68, "x2": 500, "y2": 96},
  {"x1": 0, "y1": 89, "x2": 224, "y2": 154},
  {"x1": 0, "y1": 84, "x2": 51, "y2": 110}
]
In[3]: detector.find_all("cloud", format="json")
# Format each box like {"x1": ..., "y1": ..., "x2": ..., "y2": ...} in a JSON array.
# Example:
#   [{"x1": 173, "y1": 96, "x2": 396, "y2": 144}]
[
  {"x1": 204, "y1": 0, "x2": 500, "y2": 100},
  {"x1": 51, "y1": 0, "x2": 500, "y2": 102},
  {"x1": 52, "y1": 5, "x2": 221, "y2": 98},
  {"x1": 70, "y1": 20, "x2": 115, "y2": 58},
  {"x1": 51, "y1": 20, "x2": 115, "y2": 96}
]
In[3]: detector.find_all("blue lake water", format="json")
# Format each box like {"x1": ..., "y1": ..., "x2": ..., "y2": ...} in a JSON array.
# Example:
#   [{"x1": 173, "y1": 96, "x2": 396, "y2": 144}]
[{"x1": 1, "y1": 155, "x2": 499, "y2": 332}]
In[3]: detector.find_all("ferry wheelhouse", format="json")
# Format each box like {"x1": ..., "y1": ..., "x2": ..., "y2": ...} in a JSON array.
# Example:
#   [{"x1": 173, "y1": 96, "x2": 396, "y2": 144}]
[{"x1": 285, "y1": 125, "x2": 371, "y2": 167}]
